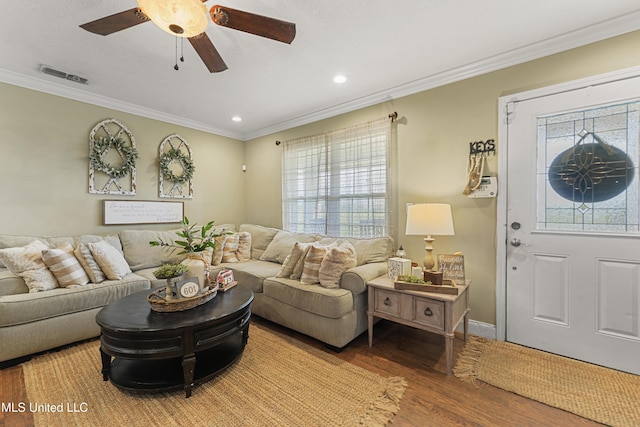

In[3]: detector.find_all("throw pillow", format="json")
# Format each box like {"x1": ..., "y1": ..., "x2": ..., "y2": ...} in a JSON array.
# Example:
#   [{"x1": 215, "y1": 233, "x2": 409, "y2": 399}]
[
  {"x1": 221, "y1": 234, "x2": 240, "y2": 263},
  {"x1": 0, "y1": 240, "x2": 59, "y2": 292},
  {"x1": 42, "y1": 243, "x2": 90, "y2": 287},
  {"x1": 88, "y1": 240, "x2": 132, "y2": 280},
  {"x1": 74, "y1": 243, "x2": 107, "y2": 283},
  {"x1": 300, "y1": 243, "x2": 335, "y2": 285},
  {"x1": 318, "y1": 242, "x2": 357, "y2": 289},
  {"x1": 211, "y1": 235, "x2": 227, "y2": 266},
  {"x1": 237, "y1": 232, "x2": 252, "y2": 261},
  {"x1": 277, "y1": 242, "x2": 312, "y2": 278}
]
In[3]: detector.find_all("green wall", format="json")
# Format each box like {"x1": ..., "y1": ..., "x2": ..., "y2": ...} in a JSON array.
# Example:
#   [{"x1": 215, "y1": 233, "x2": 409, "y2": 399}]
[
  {"x1": 2, "y1": 29, "x2": 640, "y2": 326},
  {"x1": 244, "y1": 30, "x2": 640, "y2": 325},
  {"x1": 0, "y1": 83, "x2": 245, "y2": 237}
]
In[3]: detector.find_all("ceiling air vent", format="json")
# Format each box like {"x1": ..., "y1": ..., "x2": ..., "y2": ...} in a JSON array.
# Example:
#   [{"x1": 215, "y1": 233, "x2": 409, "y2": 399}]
[{"x1": 39, "y1": 64, "x2": 89, "y2": 85}]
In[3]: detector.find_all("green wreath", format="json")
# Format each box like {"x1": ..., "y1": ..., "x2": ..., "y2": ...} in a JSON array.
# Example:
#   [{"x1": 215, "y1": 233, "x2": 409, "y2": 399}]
[
  {"x1": 89, "y1": 137, "x2": 138, "y2": 179},
  {"x1": 160, "y1": 148, "x2": 195, "y2": 184}
]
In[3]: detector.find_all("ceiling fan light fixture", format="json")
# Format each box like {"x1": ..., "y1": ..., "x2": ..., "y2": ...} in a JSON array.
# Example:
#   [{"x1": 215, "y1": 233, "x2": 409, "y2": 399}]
[{"x1": 137, "y1": 0, "x2": 208, "y2": 38}]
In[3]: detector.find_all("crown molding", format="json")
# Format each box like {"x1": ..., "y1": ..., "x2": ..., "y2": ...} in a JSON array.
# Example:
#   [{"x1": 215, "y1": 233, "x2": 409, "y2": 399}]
[
  {"x1": 2, "y1": 9, "x2": 640, "y2": 142},
  {"x1": 0, "y1": 68, "x2": 244, "y2": 140},
  {"x1": 243, "y1": 10, "x2": 640, "y2": 140}
]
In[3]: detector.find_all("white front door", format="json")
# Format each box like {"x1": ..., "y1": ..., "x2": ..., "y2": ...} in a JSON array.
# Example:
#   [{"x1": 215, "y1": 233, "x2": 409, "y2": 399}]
[{"x1": 503, "y1": 73, "x2": 640, "y2": 375}]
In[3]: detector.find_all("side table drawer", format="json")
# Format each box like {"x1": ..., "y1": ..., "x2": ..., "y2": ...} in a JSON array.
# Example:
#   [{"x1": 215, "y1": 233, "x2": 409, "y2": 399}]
[
  {"x1": 411, "y1": 297, "x2": 444, "y2": 330},
  {"x1": 374, "y1": 289, "x2": 401, "y2": 317}
]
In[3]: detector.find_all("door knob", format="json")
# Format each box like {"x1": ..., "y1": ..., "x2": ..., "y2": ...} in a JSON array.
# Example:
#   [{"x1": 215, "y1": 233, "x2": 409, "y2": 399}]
[{"x1": 510, "y1": 238, "x2": 522, "y2": 247}]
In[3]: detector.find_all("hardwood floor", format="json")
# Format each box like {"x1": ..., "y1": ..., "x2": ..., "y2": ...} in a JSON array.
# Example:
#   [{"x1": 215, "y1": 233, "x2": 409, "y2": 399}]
[{"x1": 0, "y1": 317, "x2": 602, "y2": 427}]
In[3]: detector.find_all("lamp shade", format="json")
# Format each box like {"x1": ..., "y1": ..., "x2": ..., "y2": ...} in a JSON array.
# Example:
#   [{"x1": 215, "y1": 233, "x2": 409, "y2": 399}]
[
  {"x1": 405, "y1": 203, "x2": 455, "y2": 236},
  {"x1": 138, "y1": 0, "x2": 208, "y2": 38}
]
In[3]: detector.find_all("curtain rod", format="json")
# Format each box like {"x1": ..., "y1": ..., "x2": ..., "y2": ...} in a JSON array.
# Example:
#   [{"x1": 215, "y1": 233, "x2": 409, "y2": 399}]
[{"x1": 275, "y1": 112, "x2": 398, "y2": 146}]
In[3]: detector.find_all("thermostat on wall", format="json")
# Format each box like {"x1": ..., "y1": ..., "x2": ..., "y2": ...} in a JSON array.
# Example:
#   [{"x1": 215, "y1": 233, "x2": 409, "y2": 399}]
[{"x1": 468, "y1": 176, "x2": 497, "y2": 198}]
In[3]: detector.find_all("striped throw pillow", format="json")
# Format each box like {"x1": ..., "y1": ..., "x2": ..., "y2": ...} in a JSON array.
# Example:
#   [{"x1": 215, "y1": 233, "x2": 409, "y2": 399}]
[
  {"x1": 42, "y1": 243, "x2": 90, "y2": 287},
  {"x1": 300, "y1": 243, "x2": 335, "y2": 285}
]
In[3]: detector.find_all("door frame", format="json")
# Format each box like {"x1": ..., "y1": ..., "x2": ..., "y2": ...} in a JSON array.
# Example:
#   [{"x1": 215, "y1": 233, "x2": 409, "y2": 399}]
[{"x1": 495, "y1": 65, "x2": 640, "y2": 341}]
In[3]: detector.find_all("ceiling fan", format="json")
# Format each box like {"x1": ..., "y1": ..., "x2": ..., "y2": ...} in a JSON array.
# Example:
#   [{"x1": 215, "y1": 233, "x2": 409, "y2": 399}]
[{"x1": 79, "y1": 0, "x2": 296, "y2": 73}]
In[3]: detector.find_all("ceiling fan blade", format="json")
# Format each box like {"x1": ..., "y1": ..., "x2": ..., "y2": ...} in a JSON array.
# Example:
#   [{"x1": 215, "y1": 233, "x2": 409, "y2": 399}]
[
  {"x1": 80, "y1": 8, "x2": 149, "y2": 36},
  {"x1": 188, "y1": 33, "x2": 228, "y2": 73},
  {"x1": 210, "y1": 6, "x2": 296, "y2": 44}
]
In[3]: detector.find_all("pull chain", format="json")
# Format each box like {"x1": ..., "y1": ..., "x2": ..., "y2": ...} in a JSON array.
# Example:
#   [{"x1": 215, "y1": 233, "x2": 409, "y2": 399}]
[
  {"x1": 174, "y1": 37, "x2": 185, "y2": 71},
  {"x1": 174, "y1": 36, "x2": 179, "y2": 70}
]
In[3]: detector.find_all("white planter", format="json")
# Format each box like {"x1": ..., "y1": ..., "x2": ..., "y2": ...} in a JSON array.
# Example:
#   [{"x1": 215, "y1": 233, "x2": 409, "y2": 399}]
[{"x1": 181, "y1": 253, "x2": 210, "y2": 292}]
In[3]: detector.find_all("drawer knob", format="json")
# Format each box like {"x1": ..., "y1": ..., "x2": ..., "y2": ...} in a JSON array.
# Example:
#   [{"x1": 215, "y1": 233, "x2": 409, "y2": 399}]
[
  {"x1": 384, "y1": 297, "x2": 391, "y2": 306},
  {"x1": 424, "y1": 307, "x2": 433, "y2": 316}
]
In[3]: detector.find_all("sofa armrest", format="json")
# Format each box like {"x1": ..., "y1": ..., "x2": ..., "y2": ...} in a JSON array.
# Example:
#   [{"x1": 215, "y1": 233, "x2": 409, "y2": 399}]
[{"x1": 340, "y1": 262, "x2": 387, "y2": 295}]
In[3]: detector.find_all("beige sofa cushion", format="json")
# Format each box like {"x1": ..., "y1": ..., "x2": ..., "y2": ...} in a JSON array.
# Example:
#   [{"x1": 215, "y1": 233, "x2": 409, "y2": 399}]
[
  {"x1": 41, "y1": 243, "x2": 90, "y2": 287},
  {"x1": 0, "y1": 240, "x2": 59, "y2": 293},
  {"x1": 216, "y1": 259, "x2": 282, "y2": 294},
  {"x1": 0, "y1": 268, "x2": 29, "y2": 296},
  {"x1": 0, "y1": 273, "x2": 150, "y2": 328},
  {"x1": 119, "y1": 229, "x2": 184, "y2": 270},
  {"x1": 263, "y1": 277, "x2": 354, "y2": 319},
  {"x1": 239, "y1": 224, "x2": 280, "y2": 260},
  {"x1": 260, "y1": 230, "x2": 319, "y2": 264},
  {"x1": 346, "y1": 237, "x2": 394, "y2": 266}
]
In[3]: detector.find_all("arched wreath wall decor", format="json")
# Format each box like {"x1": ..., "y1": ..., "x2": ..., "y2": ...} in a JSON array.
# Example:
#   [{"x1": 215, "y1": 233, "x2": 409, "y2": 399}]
[
  {"x1": 159, "y1": 134, "x2": 194, "y2": 199},
  {"x1": 89, "y1": 119, "x2": 138, "y2": 195}
]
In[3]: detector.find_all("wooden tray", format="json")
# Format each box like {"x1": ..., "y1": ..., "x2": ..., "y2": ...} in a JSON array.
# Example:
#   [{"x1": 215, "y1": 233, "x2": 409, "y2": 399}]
[
  {"x1": 148, "y1": 283, "x2": 219, "y2": 312},
  {"x1": 394, "y1": 280, "x2": 459, "y2": 295}
]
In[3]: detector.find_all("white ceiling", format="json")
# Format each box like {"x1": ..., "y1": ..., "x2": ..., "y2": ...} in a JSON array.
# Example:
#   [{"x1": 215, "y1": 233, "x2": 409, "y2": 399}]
[{"x1": 2, "y1": 1, "x2": 640, "y2": 140}]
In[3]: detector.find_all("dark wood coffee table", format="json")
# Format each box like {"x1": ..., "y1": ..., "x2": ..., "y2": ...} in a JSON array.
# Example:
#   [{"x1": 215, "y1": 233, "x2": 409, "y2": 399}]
[{"x1": 96, "y1": 285, "x2": 253, "y2": 397}]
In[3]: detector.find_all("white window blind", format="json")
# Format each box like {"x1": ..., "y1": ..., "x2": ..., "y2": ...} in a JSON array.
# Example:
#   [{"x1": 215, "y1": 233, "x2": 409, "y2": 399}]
[{"x1": 282, "y1": 118, "x2": 391, "y2": 238}]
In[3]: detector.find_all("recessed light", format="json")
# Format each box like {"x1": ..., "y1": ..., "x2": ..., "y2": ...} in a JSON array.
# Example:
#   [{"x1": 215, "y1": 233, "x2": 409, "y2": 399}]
[
  {"x1": 231, "y1": 116, "x2": 242, "y2": 122},
  {"x1": 333, "y1": 75, "x2": 348, "y2": 84}
]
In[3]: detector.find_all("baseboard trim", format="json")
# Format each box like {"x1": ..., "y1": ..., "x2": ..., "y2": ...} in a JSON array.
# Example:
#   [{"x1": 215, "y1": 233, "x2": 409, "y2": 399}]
[{"x1": 457, "y1": 320, "x2": 496, "y2": 340}]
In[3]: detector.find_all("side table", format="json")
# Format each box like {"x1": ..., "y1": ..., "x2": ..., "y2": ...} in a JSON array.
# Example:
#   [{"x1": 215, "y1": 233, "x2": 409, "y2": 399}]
[{"x1": 367, "y1": 275, "x2": 470, "y2": 374}]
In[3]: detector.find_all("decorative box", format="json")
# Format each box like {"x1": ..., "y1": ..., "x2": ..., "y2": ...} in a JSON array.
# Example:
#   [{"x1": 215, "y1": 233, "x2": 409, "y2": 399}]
[
  {"x1": 423, "y1": 270, "x2": 443, "y2": 285},
  {"x1": 216, "y1": 269, "x2": 238, "y2": 292},
  {"x1": 387, "y1": 257, "x2": 411, "y2": 280}
]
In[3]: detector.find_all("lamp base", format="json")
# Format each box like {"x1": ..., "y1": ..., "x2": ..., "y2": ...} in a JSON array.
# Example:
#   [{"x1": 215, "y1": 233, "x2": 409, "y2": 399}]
[{"x1": 423, "y1": 235, "x2": 435, "y2": 271}]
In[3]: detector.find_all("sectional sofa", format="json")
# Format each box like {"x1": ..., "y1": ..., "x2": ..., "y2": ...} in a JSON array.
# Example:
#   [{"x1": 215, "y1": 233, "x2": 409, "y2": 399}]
[{"x1": 0, "y1": 224, "x2": 393, "y2": 363}]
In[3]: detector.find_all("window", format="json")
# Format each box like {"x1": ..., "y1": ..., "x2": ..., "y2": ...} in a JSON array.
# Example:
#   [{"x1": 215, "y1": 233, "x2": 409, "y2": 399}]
[
  {"x1": 537, "y1": 101, "x2": 640, "y2": 232},
  {"x1": 282, "y1": 118, "x2": 391, "y2": 238}
]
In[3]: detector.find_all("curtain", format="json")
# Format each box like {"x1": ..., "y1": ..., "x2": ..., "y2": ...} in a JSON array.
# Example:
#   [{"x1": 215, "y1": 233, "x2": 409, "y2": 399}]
[{"x1": 282, "y1": 117, "x2": 391, "y2": 238}]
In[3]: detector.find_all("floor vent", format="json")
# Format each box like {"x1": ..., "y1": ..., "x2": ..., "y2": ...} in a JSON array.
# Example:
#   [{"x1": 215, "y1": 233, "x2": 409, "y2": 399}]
[{"x1": 39, "y1": 65, "x2": 89, "y2": 85}]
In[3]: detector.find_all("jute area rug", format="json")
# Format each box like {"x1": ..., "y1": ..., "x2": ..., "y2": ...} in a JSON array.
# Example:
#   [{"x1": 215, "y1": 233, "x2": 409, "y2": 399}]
[
  {"x1": 22, "y1": 323, "x2": 407, "y2": 427},
  {"x1": 453, "y1": 336, "x2": 640, "y2": 427}
]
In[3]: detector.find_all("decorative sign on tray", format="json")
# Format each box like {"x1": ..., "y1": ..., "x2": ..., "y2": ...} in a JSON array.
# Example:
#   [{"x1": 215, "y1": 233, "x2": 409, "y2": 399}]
[
  {"x1": 103, "y1": 200, "x2": 183, "y2": 225},
  {"x1": 176, "y1": 277, "x2": 200, "y2": 298},
  {"x1": 437, "y1": 253, "x2": 465, "y2": 285}
]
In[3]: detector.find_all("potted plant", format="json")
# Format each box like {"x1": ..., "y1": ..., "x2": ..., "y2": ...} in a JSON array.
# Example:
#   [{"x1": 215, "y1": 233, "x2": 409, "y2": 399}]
[
  {"x1": 152, "y1": 263, "x2": 190, "y2": 301},
  {"x1": 150, "y1": 217, "x2": 230, "y2": 292},
  {"x1": 149, "y1": 216, "x2": 225, "y2": 254},
  {"x1": 152, "y1": 263, "x2": 189, "y2": 280}
]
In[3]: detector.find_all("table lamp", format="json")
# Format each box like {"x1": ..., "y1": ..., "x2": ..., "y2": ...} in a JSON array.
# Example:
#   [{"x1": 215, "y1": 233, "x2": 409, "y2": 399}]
[{"x1": 405, "y1": 203, "x2": 455, "y2": 271}]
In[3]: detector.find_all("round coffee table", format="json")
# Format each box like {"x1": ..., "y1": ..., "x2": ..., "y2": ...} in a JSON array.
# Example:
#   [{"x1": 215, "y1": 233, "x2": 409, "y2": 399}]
[{"x1": 96, "y1": 285, "x2": 253, "y2": 398}]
